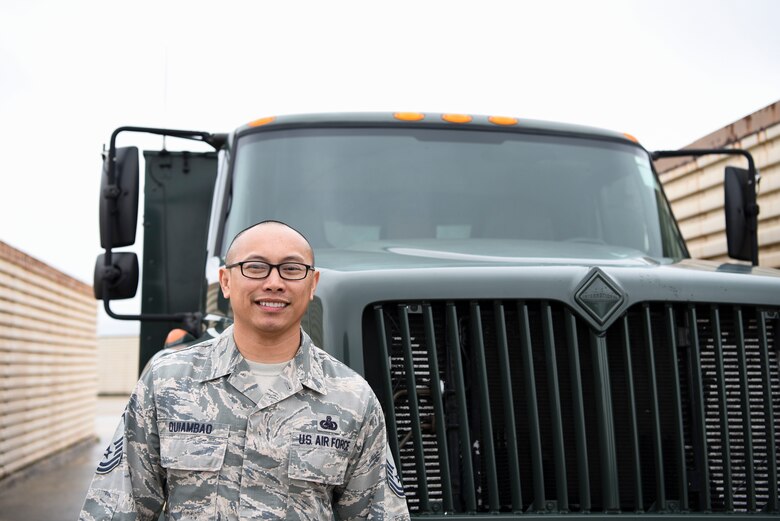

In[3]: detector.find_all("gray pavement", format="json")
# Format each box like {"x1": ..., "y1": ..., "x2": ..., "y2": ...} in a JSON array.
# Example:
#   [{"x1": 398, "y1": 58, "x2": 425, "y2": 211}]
[{"x1": 0, "y1": 396, "x2": 128, "y2": 521}]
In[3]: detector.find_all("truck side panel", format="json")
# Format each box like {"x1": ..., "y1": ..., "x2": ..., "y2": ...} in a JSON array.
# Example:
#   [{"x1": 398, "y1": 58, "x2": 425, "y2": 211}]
[{"x1": 139, "y1": 151, "x2": 218, "y2": 372}]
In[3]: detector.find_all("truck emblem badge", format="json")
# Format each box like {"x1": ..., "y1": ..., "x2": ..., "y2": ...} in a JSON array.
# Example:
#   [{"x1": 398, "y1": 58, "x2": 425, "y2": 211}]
[{"x1": 574, "y1": 268, "x2": 624, "y2": 327}]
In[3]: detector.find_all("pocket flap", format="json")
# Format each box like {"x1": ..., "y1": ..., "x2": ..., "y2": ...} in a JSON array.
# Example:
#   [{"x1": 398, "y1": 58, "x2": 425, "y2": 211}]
[
  {"x1": 289, "y1": 445, "x2": 350, "y2": 485},
  {"x1": 159, "y1": 421, "x2": 229, "y2": 471}
]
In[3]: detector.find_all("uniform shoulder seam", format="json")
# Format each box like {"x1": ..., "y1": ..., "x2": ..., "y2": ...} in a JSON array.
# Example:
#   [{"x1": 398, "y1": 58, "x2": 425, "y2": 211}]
[{"x1": 150, "y1": 337, "x2": 218, "y2": 370}]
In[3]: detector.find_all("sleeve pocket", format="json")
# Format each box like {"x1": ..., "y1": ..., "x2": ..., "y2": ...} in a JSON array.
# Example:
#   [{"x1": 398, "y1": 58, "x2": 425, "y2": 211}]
[
  {"x1": 289, "y1": 446, "x2": 350, "y2": 485},
  {"x1": 159, "y1": 423, "x2": 229, "y2": 472}
]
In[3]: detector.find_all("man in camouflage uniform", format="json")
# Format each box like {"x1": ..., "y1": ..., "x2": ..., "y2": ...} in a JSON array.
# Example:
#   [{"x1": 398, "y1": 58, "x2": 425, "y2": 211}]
[{"x1": 80, "y1": 220, "x2": 410, "y2": 520}]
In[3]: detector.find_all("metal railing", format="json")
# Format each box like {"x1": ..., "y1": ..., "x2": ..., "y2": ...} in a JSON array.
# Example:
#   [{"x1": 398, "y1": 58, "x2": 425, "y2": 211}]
[{"x1": 366, "y1": 300, "x2": 779, "y2": 516}]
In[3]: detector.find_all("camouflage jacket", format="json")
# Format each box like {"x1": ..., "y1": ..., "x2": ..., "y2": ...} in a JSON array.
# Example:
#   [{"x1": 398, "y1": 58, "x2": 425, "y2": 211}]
[{"x1": 80, "y1": 327, "x2": 410, "y2": 520}]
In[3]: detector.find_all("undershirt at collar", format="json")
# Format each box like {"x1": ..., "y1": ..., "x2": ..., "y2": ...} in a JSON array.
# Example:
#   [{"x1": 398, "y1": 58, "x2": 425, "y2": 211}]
[{"x1": 245, "y1": 359, "x2": 289, "y2": 395}]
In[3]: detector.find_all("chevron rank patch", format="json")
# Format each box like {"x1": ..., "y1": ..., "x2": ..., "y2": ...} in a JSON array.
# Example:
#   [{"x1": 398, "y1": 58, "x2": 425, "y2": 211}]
[
  {"x1": 96, "y1": 434, "x2": 124, "y2": 474},
  {"x1": 386, "y1": 445, "x2": 405, "y2": 498}
]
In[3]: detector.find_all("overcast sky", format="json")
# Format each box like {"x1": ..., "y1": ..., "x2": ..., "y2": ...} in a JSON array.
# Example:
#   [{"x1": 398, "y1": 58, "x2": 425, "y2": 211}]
[{"x1": 2, "y1": 0, "x2": 779, "y2": 334}]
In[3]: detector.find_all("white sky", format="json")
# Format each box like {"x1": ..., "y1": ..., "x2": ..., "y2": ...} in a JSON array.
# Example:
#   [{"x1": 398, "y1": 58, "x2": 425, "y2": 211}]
[{"x1": 2, "y1": 0, "x2": 779, "y2": 334}]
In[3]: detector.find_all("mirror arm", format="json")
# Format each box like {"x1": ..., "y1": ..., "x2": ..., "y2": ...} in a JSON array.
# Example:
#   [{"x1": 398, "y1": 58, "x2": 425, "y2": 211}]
[
  {"x1": 102, "y1": 298, "x2": 203, "y2": 338},
  {"x1": 651, "y1": 148, "x2": 756, "y2": 177},
  {"x1": 652, "y1": 148, "x2": 759, "y2": 266},
  {"x1": 108, "y1": 126, "x2": 226, "y2": 155}
]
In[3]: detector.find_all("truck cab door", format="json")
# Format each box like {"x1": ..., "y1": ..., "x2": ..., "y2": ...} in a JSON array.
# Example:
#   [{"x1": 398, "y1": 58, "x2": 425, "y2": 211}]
[{"x1": 140, "y1": 150, "x2": 218, "y2": 370}]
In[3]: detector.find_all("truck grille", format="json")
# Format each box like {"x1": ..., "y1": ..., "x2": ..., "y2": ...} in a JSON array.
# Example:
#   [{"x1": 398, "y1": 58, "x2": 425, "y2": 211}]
[{"x1": 363, "y1": 301, "x2": 780, "y2": 515}]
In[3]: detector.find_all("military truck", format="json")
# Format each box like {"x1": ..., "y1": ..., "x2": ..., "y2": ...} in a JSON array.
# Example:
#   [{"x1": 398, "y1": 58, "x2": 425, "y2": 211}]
[{"x1": 95, "y1": 112, "x2": 779, "y2": 518}]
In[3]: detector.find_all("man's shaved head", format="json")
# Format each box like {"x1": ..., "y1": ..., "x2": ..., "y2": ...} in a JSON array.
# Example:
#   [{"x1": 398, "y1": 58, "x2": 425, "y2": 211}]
[{"x1": 225, "y1": 220, "x2": 314, "y2": 265}]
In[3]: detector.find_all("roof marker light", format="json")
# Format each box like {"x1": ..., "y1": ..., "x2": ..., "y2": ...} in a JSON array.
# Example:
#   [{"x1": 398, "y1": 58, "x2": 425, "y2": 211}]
[
  {"x1": 248, "y1": 116, "x2": 276, "y2": 127},
  {"x1": 488, "y1": 115, "x2": 519, "y2": 126},
  {"x1": 623, "y1": 132, "x2": 640, "y2": 143},
  {"x1": 442, "y1": 113, "x2": 473, "y2": 124},
  {"x1": 394, "y1": 112, "x2": 425, "y2": 121}
]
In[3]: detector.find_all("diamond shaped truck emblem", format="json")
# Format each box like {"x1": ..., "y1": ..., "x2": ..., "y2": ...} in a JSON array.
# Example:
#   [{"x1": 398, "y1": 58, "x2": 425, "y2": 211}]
[{"x1": 574, "y1": 268, "x2": 624, "y2": 326}]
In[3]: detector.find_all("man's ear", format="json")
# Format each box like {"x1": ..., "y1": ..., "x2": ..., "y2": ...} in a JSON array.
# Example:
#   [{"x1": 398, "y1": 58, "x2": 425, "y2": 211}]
[
  {"x1": 308, "y1": 270, "x2": 320, "y2": 300},
  {"x1": 219, "y1": 267, "x2": 231, "y2": 298}
]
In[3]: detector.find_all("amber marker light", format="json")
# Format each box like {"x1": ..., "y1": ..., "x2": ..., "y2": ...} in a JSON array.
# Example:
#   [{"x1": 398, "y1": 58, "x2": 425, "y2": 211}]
[
  {"x1": 442, "y1": 113, "x2": 473, "y2": 124},
  {"x1": 488, "y1": 115, "x2": 519, "y2": 126},
  {"x1": 623, "y1": 132, "x2": 640, "y2": 143},
  {"x1": 394, "y1": 112, "x2": 426, "y2": 121},
  {"x1": 248, "y1": 116, "x2": 276, "y2": 127}
]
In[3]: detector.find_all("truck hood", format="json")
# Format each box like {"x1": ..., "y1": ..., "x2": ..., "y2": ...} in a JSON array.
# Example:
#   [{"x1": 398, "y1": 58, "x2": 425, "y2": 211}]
[
  {"x1": 314, "y1": 238, "x2": 778, "y2": 275},
  {"x1": 315, "y1": 239, "x2": 659, "y2": 270},
  {"x1": 308, "y1": 239, "x2": 779, "y2": 337}
]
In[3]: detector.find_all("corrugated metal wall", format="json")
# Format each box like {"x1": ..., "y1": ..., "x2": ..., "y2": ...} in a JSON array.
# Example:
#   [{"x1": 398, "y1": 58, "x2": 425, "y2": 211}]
[
  {"x1": 97, "y1": 336, "x2": 139, "y2": 395},
  {"x1": 0, "y1": 241, "x2": 97, "y2": 482},
  {"x1": 658, "y1": 101, "x2": 780, "y2": 268}
]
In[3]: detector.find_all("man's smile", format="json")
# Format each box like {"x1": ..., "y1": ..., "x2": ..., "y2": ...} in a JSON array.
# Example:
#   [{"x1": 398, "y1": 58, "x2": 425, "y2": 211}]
[{"x1": 255, "y1": 299, "x2": 288, "y2": 309}]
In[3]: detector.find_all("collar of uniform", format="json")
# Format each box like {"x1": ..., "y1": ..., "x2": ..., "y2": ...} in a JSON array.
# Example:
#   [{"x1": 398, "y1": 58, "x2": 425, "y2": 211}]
[
  {"x1": 196, "y1": 326, "x2": 327, "y2": 396},
  {"x1": 293, "y1": 330, "x2": 327, "y2": 395},
  {"x1": 196, "y1": 325, "x2": 244, "y2": 382}
]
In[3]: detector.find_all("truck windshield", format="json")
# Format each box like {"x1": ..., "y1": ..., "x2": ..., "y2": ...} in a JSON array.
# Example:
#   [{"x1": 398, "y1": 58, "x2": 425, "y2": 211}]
[{"x1": 225, "y1": 127, "x2": 687, "y2": 259}]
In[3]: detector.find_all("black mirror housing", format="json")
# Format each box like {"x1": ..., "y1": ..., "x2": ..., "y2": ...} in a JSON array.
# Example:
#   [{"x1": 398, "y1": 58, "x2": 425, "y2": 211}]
[
  {"x1": 94, "y1": 252, "x2": 139, "y2": 300},
  {"x1": 724, "y1": 166, "x2": 752, "y2": 262},
  {"x1": 99, "y1": 146, "x2": 139, "y2": 248}
]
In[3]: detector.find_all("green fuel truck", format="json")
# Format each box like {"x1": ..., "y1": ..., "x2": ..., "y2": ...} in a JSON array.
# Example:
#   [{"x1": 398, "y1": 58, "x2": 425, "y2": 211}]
[{"x1": 95, "y1": 112, "x2": 779, "y2": 519}]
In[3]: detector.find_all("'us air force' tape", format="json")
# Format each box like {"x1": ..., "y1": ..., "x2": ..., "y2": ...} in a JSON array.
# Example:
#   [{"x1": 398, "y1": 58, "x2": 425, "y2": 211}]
[{"x1": 386, "y1": 445, "x2": 405, "y2": 498}]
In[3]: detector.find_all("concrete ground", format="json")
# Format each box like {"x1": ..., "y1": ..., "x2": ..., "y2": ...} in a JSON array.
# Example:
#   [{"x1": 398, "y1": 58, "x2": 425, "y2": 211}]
[{"x1": 0, "y1": 396, "x2": 128, "y2": 521}]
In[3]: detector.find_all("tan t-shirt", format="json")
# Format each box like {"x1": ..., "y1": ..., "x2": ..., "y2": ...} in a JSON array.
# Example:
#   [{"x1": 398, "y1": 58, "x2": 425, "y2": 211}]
[{"x1": 245, "y1": 359, "x2": 288, "y2": 395}]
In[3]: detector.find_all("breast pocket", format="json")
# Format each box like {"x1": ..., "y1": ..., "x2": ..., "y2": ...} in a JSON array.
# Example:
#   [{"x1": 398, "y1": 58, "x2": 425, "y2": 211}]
[
  {"x1": 158, "y1": 421, "x2": 229, "y2": 519},
  {"x1": 159, "y1": 422, "x2": 230, "y2": 471},
  {"x1": 288, "y1": 445, "x2": 350, "y2": 486},
  {"x1": 286, "y1": 432, "x2": 356, "y2": 520}
]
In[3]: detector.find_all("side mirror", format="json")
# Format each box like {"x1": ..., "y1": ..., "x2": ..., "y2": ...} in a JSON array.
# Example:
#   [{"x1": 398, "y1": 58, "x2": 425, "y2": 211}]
[
  {"x1": 99, "y1": 146, "x2": 139, "y2": 248},
  {"x1": 93, "y1": 253, "x2": 139, "y2": 300},
  {"x1": 724, "y1": 166, "x2": 754, "y2": 262}
]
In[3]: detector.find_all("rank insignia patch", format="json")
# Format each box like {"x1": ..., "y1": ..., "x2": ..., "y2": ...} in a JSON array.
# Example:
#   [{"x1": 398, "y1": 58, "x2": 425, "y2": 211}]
[
  {"x1": 96, "y1": 436, "x2": 123, "y2": 474},
  {"x1": 386, "y1": 446, "x2": 405, "y2": 498}
]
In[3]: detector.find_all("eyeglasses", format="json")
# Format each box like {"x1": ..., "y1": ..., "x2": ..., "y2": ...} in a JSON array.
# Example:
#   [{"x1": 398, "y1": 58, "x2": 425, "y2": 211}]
[{"x1": 224, "y1": 260, "x2": 315, "y2": 280}]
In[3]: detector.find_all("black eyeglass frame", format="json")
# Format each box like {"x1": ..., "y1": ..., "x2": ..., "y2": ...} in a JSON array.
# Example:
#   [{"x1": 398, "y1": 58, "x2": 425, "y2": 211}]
[{"x1": 224, "y1": 260, "x2": 315, "y2": 280}]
